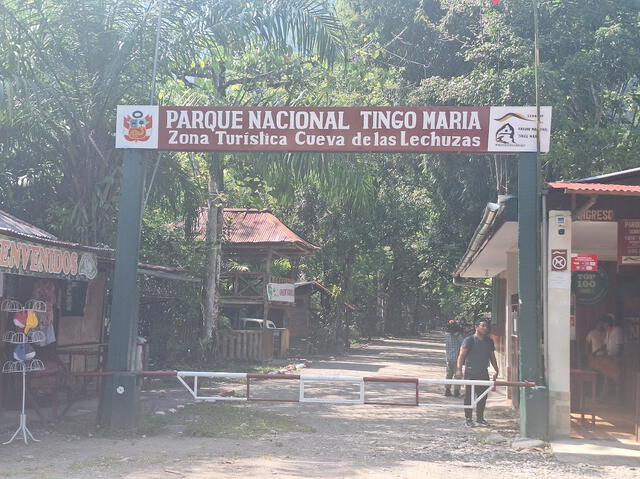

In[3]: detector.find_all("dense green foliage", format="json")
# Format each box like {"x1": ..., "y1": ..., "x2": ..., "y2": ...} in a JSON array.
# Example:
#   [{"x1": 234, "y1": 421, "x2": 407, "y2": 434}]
[{"x1": 1, "y1": 0, "x2": 638, "y2": 361}]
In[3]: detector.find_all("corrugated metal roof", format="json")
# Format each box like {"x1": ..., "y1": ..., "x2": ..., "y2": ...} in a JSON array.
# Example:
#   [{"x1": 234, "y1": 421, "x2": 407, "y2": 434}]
[
  {"x1": 0, "y1": 209, "x2": 57, "y2": 240},
  {"x1": 547, "y1": 182, "x2": 640, "y2": 196},
  {"x1": 573, "y1": 167, "x2": 640, "y2": 184},
  {"x1": 0, "y1": 208, "x2": 112, "y2": 256},
  {"x1": 194, "y1": 208, "x2": 320, "y2": 253},
  {"x1": 0, "y1": 209, "x2": 192, "y2": 276}
]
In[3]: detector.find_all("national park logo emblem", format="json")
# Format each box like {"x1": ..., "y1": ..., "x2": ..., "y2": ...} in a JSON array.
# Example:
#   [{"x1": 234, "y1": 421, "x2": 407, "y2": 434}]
[
  {"x1": 495, "y1": 123, "x2": 516, "y2": 144},
  {"x1": 493, "y1": 112, "x2": 533, "y2": 145},
  {"x1": 123, "y1": 110, "x2": 153, "y2": 142}
]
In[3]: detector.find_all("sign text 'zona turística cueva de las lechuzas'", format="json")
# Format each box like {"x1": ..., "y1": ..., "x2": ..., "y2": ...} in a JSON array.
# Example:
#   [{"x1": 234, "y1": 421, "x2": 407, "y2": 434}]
[{"x1": 116, "y1": 106, "x2": 552, "y2": 154}]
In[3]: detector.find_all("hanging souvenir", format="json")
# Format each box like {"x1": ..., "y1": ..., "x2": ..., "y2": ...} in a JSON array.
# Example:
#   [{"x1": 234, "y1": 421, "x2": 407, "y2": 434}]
[
  {"x1": 13, "y1": 310, "x2": 28, "y2": 332},
  {"x1": 24, "y1": 310, "x2": 38, "y2": 334},
  {"x1": 13, "y1": 343, "x2": 36, "y2": 361}
]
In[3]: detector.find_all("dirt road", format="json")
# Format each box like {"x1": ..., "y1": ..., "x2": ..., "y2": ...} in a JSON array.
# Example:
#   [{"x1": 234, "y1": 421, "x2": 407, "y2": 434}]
[{"x1": 0, "y1": 335, "x2": 636, "y2": 478}]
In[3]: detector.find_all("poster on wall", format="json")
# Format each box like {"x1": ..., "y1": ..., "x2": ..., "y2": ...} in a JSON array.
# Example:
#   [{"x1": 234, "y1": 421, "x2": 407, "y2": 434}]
[
  {"x1": 572, "y1": 269, "x2": 608, "y2": 305},
  {"x1": 619, "y1": 220, "x2": 640, "y2": 265},
  {"x1": 571, "y1": 254, "x2": 598, "y2": 272}
]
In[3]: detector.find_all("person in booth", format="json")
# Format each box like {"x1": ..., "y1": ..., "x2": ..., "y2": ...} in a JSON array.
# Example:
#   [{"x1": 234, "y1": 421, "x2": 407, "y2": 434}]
[
  {"x1": 589, "y1": 313, "x2": 624, "y2": 402},
  {"x1": 585, "y1": 318, "x2": 607, "y2": 358}
]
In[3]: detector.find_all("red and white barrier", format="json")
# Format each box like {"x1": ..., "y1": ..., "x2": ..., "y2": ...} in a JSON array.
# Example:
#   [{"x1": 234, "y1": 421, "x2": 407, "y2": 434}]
[{"x1": 174, "y1": 371, "x2": 535, "y2": 410}]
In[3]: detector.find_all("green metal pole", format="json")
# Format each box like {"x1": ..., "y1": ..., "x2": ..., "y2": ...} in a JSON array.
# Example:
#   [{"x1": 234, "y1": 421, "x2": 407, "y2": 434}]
[
  {"x1": 517, "y1": 151, "x2": 548, "y2": 439},
  {"x1": 100, "y1": 149, "x2": 146, "y2": 429}
]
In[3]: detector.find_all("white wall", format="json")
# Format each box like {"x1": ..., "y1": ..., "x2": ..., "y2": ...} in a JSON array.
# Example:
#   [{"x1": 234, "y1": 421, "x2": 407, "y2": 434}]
[{"x1": 546, "y1": 210, "x2": 572, "y2": 438}]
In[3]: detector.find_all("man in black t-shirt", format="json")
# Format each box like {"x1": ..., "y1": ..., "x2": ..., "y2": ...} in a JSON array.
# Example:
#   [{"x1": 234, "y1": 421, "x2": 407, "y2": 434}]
[{"x1": 455, "y1": 319, "x2": 499, "y2": 427}]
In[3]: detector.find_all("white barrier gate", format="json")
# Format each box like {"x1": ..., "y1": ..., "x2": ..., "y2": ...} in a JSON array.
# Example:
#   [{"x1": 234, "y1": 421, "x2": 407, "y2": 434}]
[{"x1": 175, "y1": 372, "x2": 534, "y2": 410}]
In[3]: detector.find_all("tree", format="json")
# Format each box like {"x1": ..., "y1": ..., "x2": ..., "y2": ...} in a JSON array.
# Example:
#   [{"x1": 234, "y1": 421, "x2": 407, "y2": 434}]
[
  {"x1": 0, "y1": 0, "x2": 159, "y2": 244},
  {"x1": 156, "y1": 0, "x2": 348, "y2": 351}
]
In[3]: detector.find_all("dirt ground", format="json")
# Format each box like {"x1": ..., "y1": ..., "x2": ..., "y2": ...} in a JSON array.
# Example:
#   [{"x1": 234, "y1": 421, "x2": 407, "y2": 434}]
[{"x1": 0, "y1": 335, "x2": 638, "y2": 478}]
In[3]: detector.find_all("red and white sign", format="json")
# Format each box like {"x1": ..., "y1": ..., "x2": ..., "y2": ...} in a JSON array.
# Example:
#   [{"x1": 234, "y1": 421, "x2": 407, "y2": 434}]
[
  {"x1": 115, "y1": 105, "x2": 552, "y2": 153},
  {"x1": 571, "y1": 254, "x2": 598, "y2": 272}
]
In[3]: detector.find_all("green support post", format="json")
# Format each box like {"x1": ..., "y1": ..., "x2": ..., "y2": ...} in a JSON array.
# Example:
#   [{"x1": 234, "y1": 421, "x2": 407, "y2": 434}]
[
  {"x1": 100, "y1": 149, "x2": 146, "y2": 429},
  {"x1": 517, "y1": 152, "x2": 548, "y2": 439}
]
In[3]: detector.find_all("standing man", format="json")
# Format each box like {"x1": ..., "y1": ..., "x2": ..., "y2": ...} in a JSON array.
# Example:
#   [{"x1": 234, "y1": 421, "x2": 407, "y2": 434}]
[
  {"x1": 455, "y1": 318, "x2": 499, "y2": 427},
  {"x1": 444, "y1": 320, "x2": 464, "y2": 397}
]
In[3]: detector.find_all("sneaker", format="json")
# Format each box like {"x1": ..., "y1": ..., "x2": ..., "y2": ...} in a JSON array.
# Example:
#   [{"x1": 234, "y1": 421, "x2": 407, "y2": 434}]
[
  {"x1": 476, "y1": 419, "x2": 490, "y2": 427},
  {"x1": 465, "y1": 418, "x2": 475, "y2": 427},
  {"x1": 444, "y1": 390, "x2": 452, "y2": 397}
]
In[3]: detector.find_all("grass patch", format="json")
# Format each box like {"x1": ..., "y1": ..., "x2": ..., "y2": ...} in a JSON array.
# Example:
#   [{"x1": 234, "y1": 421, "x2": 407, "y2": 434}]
[
  {"x1": 161, "y1": 402, "x2": 315, "y2": 438},
  {"x1": 52, "y1": 402, "x2": 314, "y2": 440}
]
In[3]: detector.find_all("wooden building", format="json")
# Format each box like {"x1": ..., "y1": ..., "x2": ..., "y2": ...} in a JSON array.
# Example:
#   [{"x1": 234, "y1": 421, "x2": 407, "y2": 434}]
[{"x1": 192, "y1": 208, "x2": 320, "y2": 360}]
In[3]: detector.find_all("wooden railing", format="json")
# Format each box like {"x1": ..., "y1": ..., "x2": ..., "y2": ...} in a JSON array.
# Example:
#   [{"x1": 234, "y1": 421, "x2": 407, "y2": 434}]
[
  {"x1": 217, "y1": 328, "x2": 290, "y2": 361},
  {"x1": 219, "y1": 271, "x2": 293, "y2": 298}
]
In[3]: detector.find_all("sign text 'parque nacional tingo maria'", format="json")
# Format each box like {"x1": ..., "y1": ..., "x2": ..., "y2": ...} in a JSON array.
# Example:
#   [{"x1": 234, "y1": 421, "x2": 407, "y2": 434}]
[{"x1": 116, "y1": 106, "x2": 552, "y2": 153}]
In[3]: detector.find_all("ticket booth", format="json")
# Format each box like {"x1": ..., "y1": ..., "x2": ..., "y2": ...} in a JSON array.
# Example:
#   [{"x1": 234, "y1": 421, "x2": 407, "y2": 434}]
[
  {"x1": 545, "y1": 173, "x2": 640, "y2": 442},
  {"x1": 455, "y1": 167, "x2": 640, "y2": 441}
]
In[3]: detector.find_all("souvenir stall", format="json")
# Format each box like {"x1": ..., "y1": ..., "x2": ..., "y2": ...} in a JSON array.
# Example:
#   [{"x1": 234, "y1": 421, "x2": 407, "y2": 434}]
[{"x1": 0, "y1": 210, "x2": 110, "y2": 423}]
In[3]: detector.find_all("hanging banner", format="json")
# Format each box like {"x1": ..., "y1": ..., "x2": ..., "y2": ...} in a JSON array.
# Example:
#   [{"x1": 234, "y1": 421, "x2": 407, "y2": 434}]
[
  {"x1": 619, "y1": 219, "x2": 640, "y2": 265},
  {"x1": 0, "y1": 234, "x2": 98, "y2": 281},
  {"x1": 116, "y1": 105, "x2": 552, "y2": 153}
]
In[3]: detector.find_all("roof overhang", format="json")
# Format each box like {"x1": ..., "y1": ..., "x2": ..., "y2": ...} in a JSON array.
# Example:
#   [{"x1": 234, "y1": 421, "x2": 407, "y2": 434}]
[
  {"x1": 222, "y1": 241, "x2": 318, "y2": 257},
  {"x1": 457, "y1": 221, "x2": 517, "y2": 278},
  {"x1": 546, "y1": 182, "x2": 640, "y2": 197},
  {"x1": 137, "y1": 263, "x2": 200, "y2": 282},
  {"x1": 456, "y1": 182, "x2": 633, "y2": 280},
  {"x1": 454, "y1": 196, "x2": 518, "y2": 279}
]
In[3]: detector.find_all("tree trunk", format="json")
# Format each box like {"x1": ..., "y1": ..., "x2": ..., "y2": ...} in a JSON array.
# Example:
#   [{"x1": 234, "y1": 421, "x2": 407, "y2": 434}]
[
  {"x1": 375, "y1": 269, "x2": 384, "y2": 338},
  {"x1": 332, "y1": 248, "x2": 354, "y2": 352},
  {"x1": 202, "y1": 152, "x2": 224, "y2": 356},
  {"x1": 201, "y1": 60, "x2": 228, "y2": 358}
]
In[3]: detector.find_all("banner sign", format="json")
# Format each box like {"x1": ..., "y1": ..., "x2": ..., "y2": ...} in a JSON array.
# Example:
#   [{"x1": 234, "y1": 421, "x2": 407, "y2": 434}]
[
  {"x1": 619, "y1": 219, "x2": 640, "y2": 265},
  {"x1": 0, "y1": 234, "x2": 98, "y2": 281},
  {"x1": 266, "y1": 282, "x2": 295, "y2": 303},
  {"x1": 571, "y1": 254, "x2": 598, "y2": 272},
  {"x1": 116, "y1": 105, "x2": 552, "y2": 153}
]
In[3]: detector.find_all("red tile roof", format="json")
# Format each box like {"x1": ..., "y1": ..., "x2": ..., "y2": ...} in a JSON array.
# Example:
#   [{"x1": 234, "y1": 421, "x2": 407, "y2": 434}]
[
  {"x1": 194, "y1": 208, "x2": 319, "y2": 255},
  {"x1": 547, "y1": 182, "x2": 640, "y2": 196}
]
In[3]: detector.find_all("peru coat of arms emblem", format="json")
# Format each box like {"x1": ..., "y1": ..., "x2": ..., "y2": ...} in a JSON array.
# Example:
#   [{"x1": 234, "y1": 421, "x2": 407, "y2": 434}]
[{"x1": 123, "y1": 110, "x2": 153, "y2": 142}]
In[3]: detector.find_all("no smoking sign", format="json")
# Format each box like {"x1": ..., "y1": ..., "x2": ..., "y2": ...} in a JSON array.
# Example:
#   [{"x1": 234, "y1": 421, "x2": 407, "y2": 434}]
[{"x1": 551, "y1": 249, "x2": 568, "y2": 271}]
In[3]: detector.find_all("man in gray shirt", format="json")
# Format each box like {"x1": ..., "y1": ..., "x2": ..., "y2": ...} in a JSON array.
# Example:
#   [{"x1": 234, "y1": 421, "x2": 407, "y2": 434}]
[{"x1": 455, "y1": 319, "x2": 499, "y2": 427}]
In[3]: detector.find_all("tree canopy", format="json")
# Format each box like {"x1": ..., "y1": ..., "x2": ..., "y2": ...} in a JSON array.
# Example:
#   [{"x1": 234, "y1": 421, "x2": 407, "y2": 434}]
[{"x1": 1, "y1": 0, "x2": 638, "y2": 359}]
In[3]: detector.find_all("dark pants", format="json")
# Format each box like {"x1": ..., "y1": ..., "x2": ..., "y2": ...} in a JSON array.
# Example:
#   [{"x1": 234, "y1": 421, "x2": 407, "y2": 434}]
[{"x1": 464, "y1": 369, "x2": 489, "y2": 420}]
